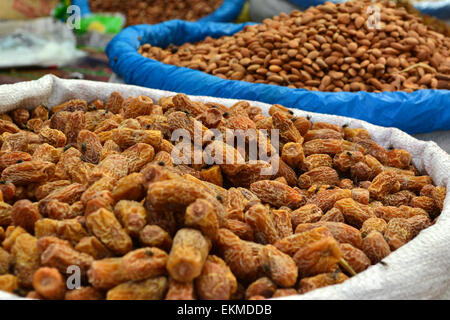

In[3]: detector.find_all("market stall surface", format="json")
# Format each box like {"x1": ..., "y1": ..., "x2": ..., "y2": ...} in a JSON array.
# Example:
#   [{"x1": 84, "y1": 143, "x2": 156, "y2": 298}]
[{"x1": 0, "y1": 48, "x2": 112, "y2": 84}]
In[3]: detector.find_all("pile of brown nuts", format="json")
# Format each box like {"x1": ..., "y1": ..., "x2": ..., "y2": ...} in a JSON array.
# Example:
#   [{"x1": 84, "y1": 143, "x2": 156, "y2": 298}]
[
  {"x1": 0, "y1": 92, "x2": 444, "y2": 299},
  {"x1": 139, "y1": 0, "x2": 450, "y2": 92},
  {"x1": 90, "y1": 0, "x2": 223, "y2": 26}
]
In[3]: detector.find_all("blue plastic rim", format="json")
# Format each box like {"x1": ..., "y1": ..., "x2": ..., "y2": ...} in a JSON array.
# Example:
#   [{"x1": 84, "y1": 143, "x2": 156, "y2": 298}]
[
  {"x1": 72, "y1": 0, "x2": 246, "y2": 22},
  {"x1": 106, "y1": 20, "x2": 450, "y2": 134}
]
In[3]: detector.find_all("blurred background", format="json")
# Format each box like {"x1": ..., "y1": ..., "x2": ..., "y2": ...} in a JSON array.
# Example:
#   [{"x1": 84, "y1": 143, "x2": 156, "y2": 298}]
[{"x1": 0, "y1": 0, "x2": 449, "y2": 84}]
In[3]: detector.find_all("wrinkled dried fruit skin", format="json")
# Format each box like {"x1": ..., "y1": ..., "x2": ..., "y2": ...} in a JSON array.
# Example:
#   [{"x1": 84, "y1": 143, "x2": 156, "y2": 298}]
[
  {"x1": 353, "y1": 138, "x2": 388, "y2": 164},
  {"x1": 111, "y1": 127, "x2": 162, "y2": 150},
  {"x1": 320, "y1": 208, "x2": 345, "y2": 223},
  {"x1": 0, "y1": 182, "x2": 16, "y2": 203},
  {"x1": 38, "y1": 183, "x2": 86, "y2": 217},
  {"x1": 295, "y1": 222, "x2": 363, "y2": 249},
  {"x1": 0, "y1": 91, "x2": 445, "y2": 300},
  {"x1": 40, "y1": 243, "x2": 93, "y2": 276},
  {"x1": 85, "y1": 208, "x2": 133, "y2": 255},
  {"x1": 351, "y1": 188, "x2": 370, "y2": 205},
  {"x1": 334, "y1": 198, "x2": 374, "y2": 228},
  {"x1": 199, "y1": 165, "x2": 223, "y2": 187},
  {"x1": 274, "y1": 158, "x2": 298, "y2": 187},
  {"x1": 54, "y1": 148, "x2": 91, "y2": 184},
  {"x1": 217, "y1": 229, "x2": 263, "y2": 281},
  {"x1": 121, "y1": 247, "x2": 168, "y2": 281},
  {"x1": 64, "y1": 111, "x2": 86, "y2": 145},
  {"x1": 139, "y1": 225, "x2": 172, "y2": 252},
  {"x1": 38, "y1": 128, "x2": 66, "y2": 149},
  {"x1": 362, "y1": 231, "x2": 391, "y2": 264},
  {"x1": 272, "y1": 209, "x2": 293, "y2": 239},
  {"x1": 0, "y1": 202, "x2": 13, "y2": 227},
  {"x1": 75, "y1": 236, "x2": 111, "y2": 260},
  {"x1": 399, "y1": 205, "x2": 429, "y2": 219},
  {"x1": 2, "y1": 161, "x2": 55, "y2": 185},
  {"x1": 225, "y1": 187, "x2": 247, "y2": 221},
  {"x1": 302, "y1": 154, "x2": 333, "y2": 171},
  {"x1": 309, "y1": 188, "x2": 352, "y2": 212},
  {"x1": 112, "y1": 173, "x2": 145, "y2": 202},
  {"x1": 383, "y1": 190, "x2": 416, "y2": 207},
  {"x1": 338, "y1": 243, "x2": 370, "y2": 273},
  {"x1": 293, "y1": 237, "x2": 342, "y2": 277},
  {"x1": 0, "y1": 151, "x2": 32, "y2": 171},
  {"x1": 259, "y1": 245, "x2": 298, "y2": 287},
  {"x1": 114, "y1": 200, "x2": 147, "y2": 238},
  {"x1": 375, "y1": 206, "x2": 408, "y2": 222},
  {"x1": 384, "y1": 218, "x2": 414, "y2": 250},
  {"x1": 185, "y1": 199, "x2": 219, "y2": 241},
  {"x1": 250, "y1": 180, "x2": 305, "y2": 209},
  {"x1": 91, "y1": 154, "x2": 129, "y2": 182},
  {"x1": 272, "y1": 288, "x2": 299, "y2": 298},
  {"x1": 65, "y1": 286, "x2": 104, "y2": 300},
  {"x1": 167, "y1": 228, "x2": 211, "y2": 282},
  {"x1": 303, "y1": 139, "x2": 343, "y2": 157},
  {"x1": 35, "y1": 218, "x2": 88, "y2": 246},
  {"x1": 387, "y1": 149, "x2": 411, "y2": 169},
  {"x1": 85, "y1": 190, "x2": 115, "y2": 216},
  {"x1": 431, "y1": 186, "x2": 446, "y2": 211},
  {"x1": 11, "y1": 233, "x2": 40, "y2": 288},
  {"x1": 245, "y1": 204, "x2": 279, "y2": 244},
  {"x1": 81, "y1": 176, "x2": 116, "y2": 204},
  {"x1": 32, "y1": 267, "x2": 66, "y2": 300},
  {"x1": 146, "y1": 177, "x2": 226, "y2": 226},
  {"x1": 122, "y1": 143, "x2": 155, "y2": 173},
  {"x1": 0, "y1": 247, "x2": 10, "y2": 274},
  {"x1": 245, "y1": 277, "x2": 277, "y2": 299},
  {"x1": 0, "y1": 274, "x2": 19, "y2": 293},
  {"x1": 360, "y1": 217, "x2": 387, "y2": 237},
  {"x1": 290, "y1": 204, "x2": 323, "y2": 229},
  {"x1": 333, "y1": 151, "x2": 365, "y2": 172},
  {"x1": 2, "y1": 226, "x2": 27, "y2": 251},
  {"x1": 369, "y1": 171, "x2": 400, "y2": 200},
  {"x1": 123, "y1": 96, "x2": 153, "y2": 119},
  {"x1": 104, "y1": 92, "x2": 124, "y2": 114},
  {"x1": 106, "y1": 276, "x2": 168, "y2": 300},
  {"x1": 398, "y1": 175, "x2": 433, "y2": 193},
  {"x1": 172, "y1": 94, "x2": 208, "y2": 117},
  {"x1": 282, "y1": 142, "x2": 304, "y2": 169},
  {"x1": 407, "y1": 215, "x2": 431, "y2": 237},
  {"x1": 77, "y1": 130, "x2": 102, "y2": 164},
  {"x1": 304, "y1": 129, "x2": 343, "y2": 142},
  {"x1": 166, "y1": 278, "x2": 196, "y2": 300},
  {"x1": 272, "y1": 112, "x2": 302, "y2": 144},
  {"x1": 195, "y1": 255, "x2": 237, "y2": 300},
  {"x1": 298, "y1": 271, "x2": 348, "y2": 294},
  {"x1": 224, "y1": 219, "x2": 254, "y2": 241},
  {"x1": 274, "y1": 226, "x2": 332, "y2": 256},
  {"x1": 88, "y1": 258, "x2": 127, "y2": 290},
  {"x1": 298, "y1": 166, "x2": 340, "y2": 189},
  {"x1": 410, "y1": 196, "x2": 439, "y2": 217},
  {"x1": 11, "y1": 200, "x2": 41, "y2": 233}
]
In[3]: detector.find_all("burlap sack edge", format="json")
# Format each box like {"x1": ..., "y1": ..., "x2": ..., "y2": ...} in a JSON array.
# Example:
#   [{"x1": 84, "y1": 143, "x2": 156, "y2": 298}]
[{"x1": 0, "y1": 75, "x2": 449, "y2": 300}]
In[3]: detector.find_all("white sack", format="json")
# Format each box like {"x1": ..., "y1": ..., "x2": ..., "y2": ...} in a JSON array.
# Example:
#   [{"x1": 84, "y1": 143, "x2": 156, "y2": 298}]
[{"x1": 0, "y1": 75, "x2": 449, "y2": 300}]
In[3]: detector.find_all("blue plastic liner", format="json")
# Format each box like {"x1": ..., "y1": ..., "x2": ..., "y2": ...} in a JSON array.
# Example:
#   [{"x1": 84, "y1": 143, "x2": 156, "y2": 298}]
[
  {"x1": 286, "y1": 0, "x2": 450, "y2": 20},
  {"x1": 72, "y1": 0, "x2": 246, "y2": 22},
  {"x1": 106, "y1": 20, "x2": 450, "y2": 134},
  {"x1": 72, "y1": 0, "x2": 91, "y2": 16},
  {"x1": 413, "y1": 0, "x2": 450, "y2": 20}
]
